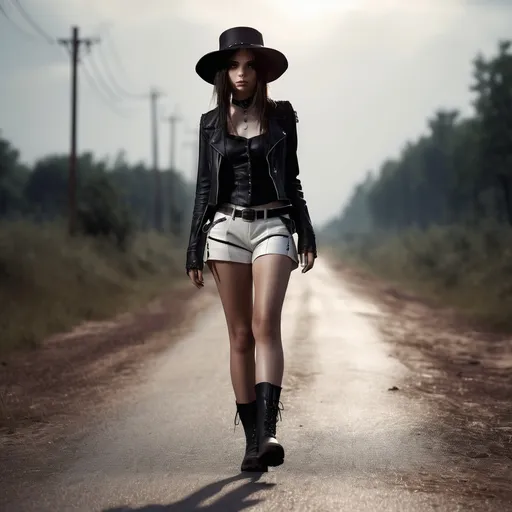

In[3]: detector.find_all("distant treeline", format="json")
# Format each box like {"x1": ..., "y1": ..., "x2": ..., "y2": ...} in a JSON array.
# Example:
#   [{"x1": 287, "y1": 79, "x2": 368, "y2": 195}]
[
  {"x1": 0, "y1": 137, "x2": 194, "y2": 244},
  {"x1": 324, "y1": 40, "x2": 512, "y2": 237}
]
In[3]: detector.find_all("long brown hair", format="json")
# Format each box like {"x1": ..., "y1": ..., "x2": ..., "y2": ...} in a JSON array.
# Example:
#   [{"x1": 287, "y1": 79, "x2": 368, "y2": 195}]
[{"x1": 212, "y1": 49, "x2": 269, "y2": 134}]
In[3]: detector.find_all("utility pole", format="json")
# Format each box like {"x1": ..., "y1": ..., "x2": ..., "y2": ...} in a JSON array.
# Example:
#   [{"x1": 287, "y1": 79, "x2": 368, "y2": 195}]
[
  {"x1": 182, "y1": 139, "x2": 198, "y2": 181},
  {"x1": 163, "y1": 110, "x2": 182, "y2": 171},
  {"x1": 150, "y1": 88, "x2": 165, "y2": 231},
  {"x1": 163, "y1": 110, "x2": 181, "y2": 233},
  {"x1": 182, "y1": 126, "x2": 199, "y2": 180},
  {"x1": 58, "y1": 26, "x2": 99, "y2": 235}
]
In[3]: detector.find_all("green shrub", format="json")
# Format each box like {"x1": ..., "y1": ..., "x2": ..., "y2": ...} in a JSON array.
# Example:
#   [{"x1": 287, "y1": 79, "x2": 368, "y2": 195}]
[
  {"x1": 333, "y1": 222, "x2": 512, "y2": 329},
  {"x1": 77, "y1": 173, "x2": 134, "y2": 250},
  {"x1": 0, "y1": 219, "x2": 184, "y2": 354}
]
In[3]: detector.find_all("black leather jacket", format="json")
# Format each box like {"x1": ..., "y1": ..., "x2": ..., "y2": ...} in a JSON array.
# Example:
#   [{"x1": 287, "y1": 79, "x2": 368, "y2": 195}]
[{"x1": 186, "y1": 99, "x2": 317, "y2": 272}]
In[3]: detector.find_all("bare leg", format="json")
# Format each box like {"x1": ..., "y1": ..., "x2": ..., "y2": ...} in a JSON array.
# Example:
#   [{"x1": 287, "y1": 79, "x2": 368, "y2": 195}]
[
  {"x1": 208, "y1": 260, "x2": 265, "y2": 472},
  {"x1": 208, "y1": 260, "x2": 255, "y2": 403},
  {"x1": 252, "y1": 254, "x2": 293, "y2": 386},
  {"x1": 251, "y1": 254, "x2": 293, "y2": 467}
]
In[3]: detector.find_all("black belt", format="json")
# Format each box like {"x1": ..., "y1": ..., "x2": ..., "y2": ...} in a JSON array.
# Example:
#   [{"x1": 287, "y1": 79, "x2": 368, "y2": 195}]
[{"x1": 217, "y1": 204, "x2": 291, "y2": 222}]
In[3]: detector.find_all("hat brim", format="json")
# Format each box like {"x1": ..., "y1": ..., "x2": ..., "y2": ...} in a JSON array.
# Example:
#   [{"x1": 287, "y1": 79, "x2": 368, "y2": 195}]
[{"x1": 195, "y1": 45, "x2": 288, "y2": 85}]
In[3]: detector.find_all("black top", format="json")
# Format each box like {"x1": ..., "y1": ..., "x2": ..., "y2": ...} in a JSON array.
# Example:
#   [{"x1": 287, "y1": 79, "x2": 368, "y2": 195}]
[{"x1": 217, "y1": 132, "x2": 279, "y2": 207}]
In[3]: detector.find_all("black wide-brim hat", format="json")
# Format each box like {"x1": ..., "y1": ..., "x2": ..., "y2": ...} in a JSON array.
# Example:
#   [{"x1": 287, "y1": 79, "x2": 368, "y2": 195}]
[{"x1": 195, "y1": 26, "x2": 288, "y2": 85}]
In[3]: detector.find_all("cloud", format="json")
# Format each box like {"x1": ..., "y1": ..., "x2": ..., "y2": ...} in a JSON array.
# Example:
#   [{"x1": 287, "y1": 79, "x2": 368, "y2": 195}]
[
  {"x1": 8, "y1": 60, "x2": 69, "y2": 86},
  {"x1": 2, "y1": 0, "x2": 512, "y2": 224}
]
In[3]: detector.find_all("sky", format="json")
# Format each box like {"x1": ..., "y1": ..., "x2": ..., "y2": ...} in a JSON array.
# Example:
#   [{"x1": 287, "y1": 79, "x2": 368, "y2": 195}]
[{"x1": 1, "y1": 0, "x2": 511, "y2": 226}]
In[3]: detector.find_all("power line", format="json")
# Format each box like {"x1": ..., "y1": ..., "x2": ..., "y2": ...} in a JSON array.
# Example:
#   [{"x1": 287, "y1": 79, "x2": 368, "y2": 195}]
[
  {"x1": 95, "y1": 27, "x2": 146, "y2": 100},
  {"x1": 100, "y1": 24, "x2": 130, "y2": 78},
  {"x1": 2, "y1": 10, "x2": 162, "y2": 231},
  {"x1": 85, "y1": 50, "x2": 128, "y2": 104},
  {"x1": 0, "y1": 0, "x2": 41, "y2": 41},
  {"x1": 58, "y1": 27, "x2": 141, "y2": 115},
  {"x1": 94, "y1": 43, "x2": 147, "y2": 100},
  {"x1": 80, "y1": 58, "x2": 133, "y2": 119},
  {"x1": 87, "y1": 21, "x2": 145, "y2": 101},
  {"x1": 9, "y1": 0, "x2": 55, "y2": 44}
]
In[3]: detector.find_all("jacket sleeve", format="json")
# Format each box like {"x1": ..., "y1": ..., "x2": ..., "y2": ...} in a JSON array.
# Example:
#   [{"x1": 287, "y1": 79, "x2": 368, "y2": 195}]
[
  {"x1": 283, "y1": 101, "x2": 317, "y2": 258},
  {"x1": 186, "y1": 114, "x2": 211, "y2": 273}
]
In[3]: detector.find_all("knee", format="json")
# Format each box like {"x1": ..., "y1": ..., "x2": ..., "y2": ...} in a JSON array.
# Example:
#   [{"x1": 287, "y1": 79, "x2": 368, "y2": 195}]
[
  {"x1": 229, "y1": 325, "x2": 254, "y2": 354},
  {"x1": 252, "y1": 314, "x2": 279, "y2": 343}
]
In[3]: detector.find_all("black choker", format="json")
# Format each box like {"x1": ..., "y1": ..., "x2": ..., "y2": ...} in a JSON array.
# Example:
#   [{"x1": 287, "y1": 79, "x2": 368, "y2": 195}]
[{"x1": 232, "y1": 96, "x2": 254, "y2": 110}]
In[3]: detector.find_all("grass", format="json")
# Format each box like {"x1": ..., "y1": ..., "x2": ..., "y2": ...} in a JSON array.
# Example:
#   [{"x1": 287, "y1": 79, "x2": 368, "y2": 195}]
[
  {"x1": 327, "y1": 221, "x2": 512, "y2": 331},
  {"x1": 0, "y1": 219, "x2": 186, "y2": 355}
]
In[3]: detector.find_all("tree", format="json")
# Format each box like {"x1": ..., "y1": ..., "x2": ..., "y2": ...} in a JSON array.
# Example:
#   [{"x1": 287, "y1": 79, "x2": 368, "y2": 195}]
[
  {"x1": 0, "y1": 133, "x2": 196, "y2": 238},
  {"x1": 0, "y1": 134, "x2": 29, "y2": 217},
  {"x1": 326, "y1": 40, "x2": 512, "y2": 236},
  {"x1": 77, "y1": 172, "x2": 134, "y2": 249},
  {"x1": 472, "y1": 40, "x2": 512, "y2": 224}
]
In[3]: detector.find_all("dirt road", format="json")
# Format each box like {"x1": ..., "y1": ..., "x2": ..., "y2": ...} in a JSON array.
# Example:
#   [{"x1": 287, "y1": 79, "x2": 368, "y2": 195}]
[{"x1": 1, "y1": 258, "x2": 509, "y2": 511}]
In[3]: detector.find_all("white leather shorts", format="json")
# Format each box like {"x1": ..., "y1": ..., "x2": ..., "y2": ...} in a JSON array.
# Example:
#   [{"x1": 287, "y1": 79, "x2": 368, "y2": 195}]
[{"x1": 203, "y1": 205, "x2": 299, "y2": 269}]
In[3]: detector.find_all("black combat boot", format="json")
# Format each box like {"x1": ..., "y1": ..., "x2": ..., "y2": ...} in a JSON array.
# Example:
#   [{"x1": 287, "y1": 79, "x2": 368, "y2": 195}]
[
  {"x1": 235, "y1": 401, "x2": 268, "y2": 472},
  {"x1": 255, "y1": 382, "x2": 285, "y2": 467}
]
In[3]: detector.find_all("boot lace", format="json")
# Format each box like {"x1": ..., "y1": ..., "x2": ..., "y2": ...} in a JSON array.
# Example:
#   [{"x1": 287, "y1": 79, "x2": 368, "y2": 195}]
[
  {"x1": 264, "y1": 401, "x2": 284, "y2": 437},
  {"x1": 233, "y1": 411, "x2": 258, "y2": 448},
  {"x1": 233, "y1": 411, "x2": 240, "y2": 433},
  {"x1": 233, "y1": 401, "x2": 284, "y2": 435}
]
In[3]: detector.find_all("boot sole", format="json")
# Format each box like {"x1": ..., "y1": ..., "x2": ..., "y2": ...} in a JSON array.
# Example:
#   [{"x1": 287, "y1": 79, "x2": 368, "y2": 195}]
[
  {"x1": 241, "y1": 456, "x2": 268, "y2": 472},
  {"x1": 241, "y1": 463, "x2": 268, "y2": 472},
  {"x1": 258, "y1": 444, "x2": 284, "y2": 467}
]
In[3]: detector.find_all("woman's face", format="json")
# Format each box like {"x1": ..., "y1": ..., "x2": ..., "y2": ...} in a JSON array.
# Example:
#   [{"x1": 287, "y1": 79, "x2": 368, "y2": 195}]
[{"x1": 228, "y1": 49, "x2": 257, "y2": 97}]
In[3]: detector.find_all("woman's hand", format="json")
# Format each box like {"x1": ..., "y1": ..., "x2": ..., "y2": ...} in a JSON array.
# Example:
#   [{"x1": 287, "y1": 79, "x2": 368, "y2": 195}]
[
  {"x1": 188, "y1": 269, "x2": 204, "y2": 288},
  {"x1": 299, "y1": 252, "x2": 315, "y2": 273}
]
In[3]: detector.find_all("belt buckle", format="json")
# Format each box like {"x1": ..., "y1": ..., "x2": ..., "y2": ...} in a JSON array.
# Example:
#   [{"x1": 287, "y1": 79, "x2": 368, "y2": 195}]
[{"x1": 240, "y1": 208, "x2": 256, "y2": 222}]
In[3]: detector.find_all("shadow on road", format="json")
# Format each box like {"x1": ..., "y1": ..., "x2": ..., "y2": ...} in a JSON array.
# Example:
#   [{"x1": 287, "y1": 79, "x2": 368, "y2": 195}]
[{"x1": 103, "y1": 473, "x2": 274, "y2": 512}]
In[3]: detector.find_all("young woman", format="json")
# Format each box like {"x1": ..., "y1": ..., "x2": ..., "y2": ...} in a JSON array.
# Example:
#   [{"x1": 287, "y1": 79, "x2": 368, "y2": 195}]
[{"x1": 186, "y1": 26, "x2": 317, "y2": 472}]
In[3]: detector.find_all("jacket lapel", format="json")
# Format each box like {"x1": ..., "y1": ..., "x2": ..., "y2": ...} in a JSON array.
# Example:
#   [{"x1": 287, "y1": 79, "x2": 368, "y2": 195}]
[
  {"x1": 203, "y1": 105, "x2": 286, "y2": 158},
  {"x1": 203, "y1": 108, "x2": 226, "y2": 157},
  {"x1": 208, "y1": 126, "x2": 226, "y2": 157},
  {"x1": 266, "y1": 115, "x2": 286, "y2": 157}
]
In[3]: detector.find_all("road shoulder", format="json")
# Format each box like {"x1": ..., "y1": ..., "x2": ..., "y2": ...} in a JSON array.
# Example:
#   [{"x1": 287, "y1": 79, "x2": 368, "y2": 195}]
[
  {"x1": 0, "y1": 279, "x2": 217, "y2": 500},
  {"x1": 328, "y1": 257, "x2": 512, "y2": 504}
]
